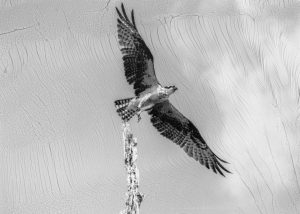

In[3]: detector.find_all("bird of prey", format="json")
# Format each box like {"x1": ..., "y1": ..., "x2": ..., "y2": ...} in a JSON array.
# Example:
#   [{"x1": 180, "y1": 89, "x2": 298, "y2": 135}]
[{"x1": 114, "y1": 3, "x2": 230, "y2": 176}]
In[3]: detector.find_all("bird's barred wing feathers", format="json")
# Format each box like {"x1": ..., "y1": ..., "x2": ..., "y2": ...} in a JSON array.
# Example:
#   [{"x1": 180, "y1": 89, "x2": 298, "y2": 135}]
[
  {"x1": 116, "y1": 3, "x2": 159, "y2": 96},
  {"x1": 149, "y1": 101, "x2": 230, "y2": 176}
]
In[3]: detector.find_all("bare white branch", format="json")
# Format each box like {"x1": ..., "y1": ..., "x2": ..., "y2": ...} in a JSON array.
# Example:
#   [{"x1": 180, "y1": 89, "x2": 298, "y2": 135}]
[{"x1": 120, "y1": 122, "x2": 144, "y2": 214}]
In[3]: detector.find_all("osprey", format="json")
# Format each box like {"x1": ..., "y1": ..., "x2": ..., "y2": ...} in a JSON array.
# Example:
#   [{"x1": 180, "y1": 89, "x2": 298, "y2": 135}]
[{"x1": 114, "y1": 4, "x2": 230, "y2": 176}]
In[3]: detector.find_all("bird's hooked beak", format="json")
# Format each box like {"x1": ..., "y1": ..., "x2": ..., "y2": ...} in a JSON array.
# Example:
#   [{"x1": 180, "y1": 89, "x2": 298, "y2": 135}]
[{"x1": 165, "y1": 85, "x2": 178, "y2": 96}]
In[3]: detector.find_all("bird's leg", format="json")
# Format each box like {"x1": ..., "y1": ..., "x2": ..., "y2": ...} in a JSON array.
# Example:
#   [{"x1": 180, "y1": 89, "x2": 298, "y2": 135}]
[
  {"x1": 136, "y1": 101, "x2": 143, "y2": 123},
  {"x1": 137, "y1": 113, "x2": 142, "y2": 122},
  {"x1": 136, "y1": 108, "x2": 142, "y2": 122},
  {"x1": 136, "y1": 93, "x2": 151, "y2": 123},
  {"x1": 138, "y1": 94, "x2": 149, "y2": 109}
]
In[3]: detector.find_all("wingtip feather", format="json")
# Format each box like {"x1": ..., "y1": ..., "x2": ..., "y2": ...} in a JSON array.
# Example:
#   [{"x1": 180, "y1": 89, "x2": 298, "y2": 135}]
[
  {"x1": 131, "y1": 9, "x2": 136, "y2": 28},
  {"x1": 216, "y1": 159, "x2": 232, "y2": 175},
  {"x1": 121, "y1": 3, "x2": 129, "y2": 21},
  {"x1": 217, "y1": 167, "x2": 225, "y2": 177},
  {"x1": 116, "y1": 7, "x2": 124, "y2": 20}
]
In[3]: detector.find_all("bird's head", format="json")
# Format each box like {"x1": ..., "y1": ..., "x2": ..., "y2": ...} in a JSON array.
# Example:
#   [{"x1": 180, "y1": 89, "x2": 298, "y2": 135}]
[{"x1": 165, "y1": 85, "x2": 178, "y2": 95}]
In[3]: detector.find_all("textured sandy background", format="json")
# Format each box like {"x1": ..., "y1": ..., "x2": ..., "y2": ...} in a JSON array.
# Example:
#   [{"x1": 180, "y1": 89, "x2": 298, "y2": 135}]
[{"x1": 0, "y1": 0, "x2": 300, "y2": 213}]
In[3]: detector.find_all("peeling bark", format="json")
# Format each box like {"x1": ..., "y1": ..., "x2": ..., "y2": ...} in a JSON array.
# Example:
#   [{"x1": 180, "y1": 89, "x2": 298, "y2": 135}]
[{"x1": 120, "y1": 123, "x2": 144, "y2": 214}]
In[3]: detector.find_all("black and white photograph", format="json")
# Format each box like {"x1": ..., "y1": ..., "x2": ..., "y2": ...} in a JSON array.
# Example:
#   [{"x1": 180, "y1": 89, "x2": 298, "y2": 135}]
[{"x1": 0, "y1": 0, "x2": 300, "y2": 213}]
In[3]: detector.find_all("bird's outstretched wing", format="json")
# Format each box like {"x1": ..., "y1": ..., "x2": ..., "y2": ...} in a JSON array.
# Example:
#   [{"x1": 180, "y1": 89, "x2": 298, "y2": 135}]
[
  {"x1": 116, "y1": 3, "x2": 159, "y2": 96},
  {"x1": 149, "y1": 101, "x2": 230, "y2": 176}
]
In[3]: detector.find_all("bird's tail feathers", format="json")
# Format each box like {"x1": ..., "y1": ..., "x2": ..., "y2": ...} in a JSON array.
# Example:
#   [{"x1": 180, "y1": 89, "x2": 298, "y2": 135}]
[{"x1": 114, "y1": 98, "x2": 137, "y2": 122}]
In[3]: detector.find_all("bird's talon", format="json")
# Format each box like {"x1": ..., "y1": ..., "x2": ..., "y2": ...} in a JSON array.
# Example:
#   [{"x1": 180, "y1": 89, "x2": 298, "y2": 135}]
[{"x1": 137, "y1": 114, "x2": 141, "y2": 122}]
